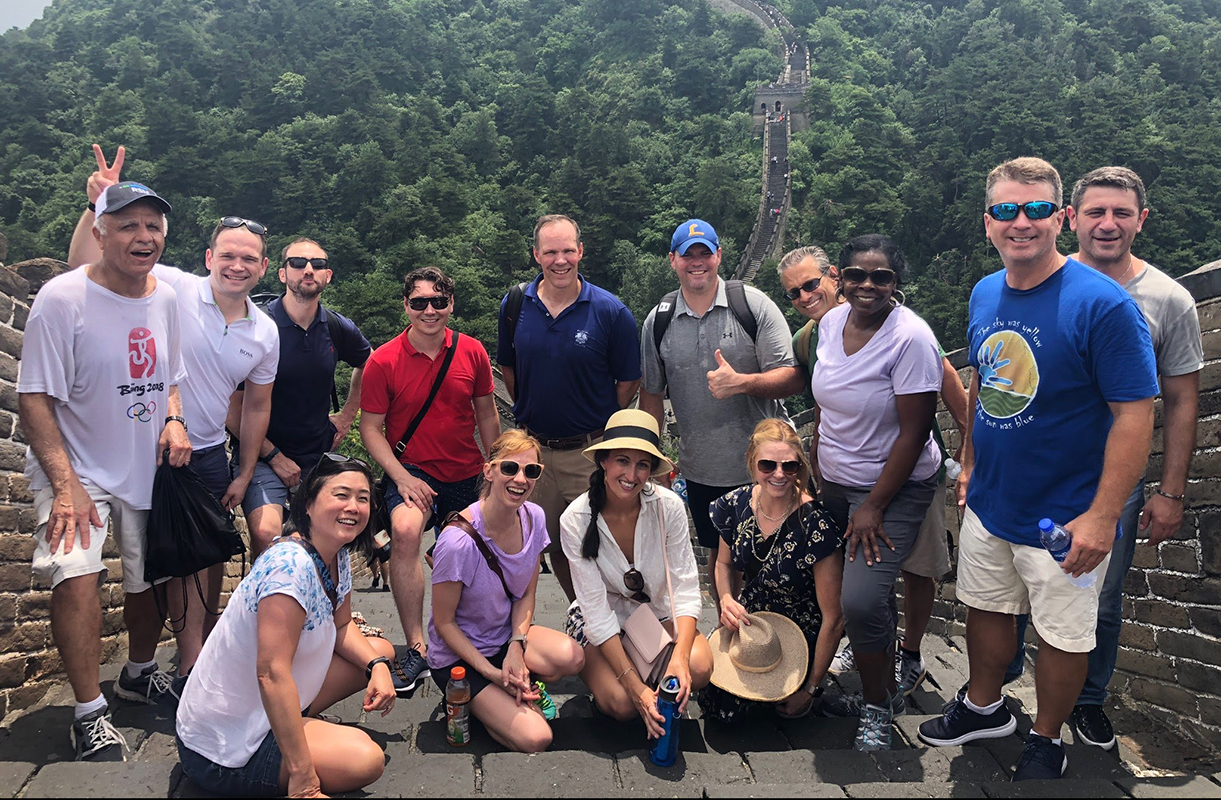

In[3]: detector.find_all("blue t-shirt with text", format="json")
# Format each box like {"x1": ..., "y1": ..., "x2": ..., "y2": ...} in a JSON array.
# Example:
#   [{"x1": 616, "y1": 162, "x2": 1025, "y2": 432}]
[{"x1": 966, "y1": 258, "x2": 1158, "y2": 547}]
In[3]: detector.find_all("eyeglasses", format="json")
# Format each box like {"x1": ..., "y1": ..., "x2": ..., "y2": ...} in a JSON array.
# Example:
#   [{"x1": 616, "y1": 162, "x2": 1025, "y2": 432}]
[
  {"x1": 496, "y1": 461, "x2": 544, "y2": 480},
  {"x1": 756, "y1": 459, "x2": 801, "y2": 475},
  {"x1": 322, "y1": 452, "x2": 369, "y2": 468},
  {"x1": 840, "y1": 267, "x2": 897, "y2": 287},
  {"x1": 986, "y1": 201, "x2": 1059, "y2": 221},
  {"x1": 220, "y1": 216, "x2": 268, "y2": 236},
  {"x1": 407, "y1": 295, "x2": 451, "y2": 311},
  {"x1": 784, "y1": 276, "x2": 825, "y2": 301},
  {"x1": 284, "y1": 256, "x2": 329, "y2": 270},
  {"x1": 623, "y1": 567, "x2": 651, "y2": 604}
]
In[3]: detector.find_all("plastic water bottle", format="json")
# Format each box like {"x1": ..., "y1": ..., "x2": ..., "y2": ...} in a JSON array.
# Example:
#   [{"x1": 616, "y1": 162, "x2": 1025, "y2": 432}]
[
  {"x1": 371, "y1": 528, "x2": 392, "y2": 561},
  {"x1": 649, "y1": 675, "x2": 682, "y2": 767},
  {"x1": 944, "y1": 457, "x2": 962, "y2": 481},
  {"x1": 671, "y1": 474, "x2": 689, "y2": 506},
  {"x1": 1037, "y1": 519, "x2": 1097, "y2": 589},
  {"x1": 446, "y1": 667, "x2": 471, "y2": 746}
]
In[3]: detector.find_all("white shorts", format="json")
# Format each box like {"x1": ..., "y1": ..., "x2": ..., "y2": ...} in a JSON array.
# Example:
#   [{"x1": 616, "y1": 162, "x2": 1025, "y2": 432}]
[
  {"x1": 957, "y1": 506, "x2": 1109, "y2": 654},
  {"x1": 32, "y1": 484, "x2": 157, "y2": 594}
]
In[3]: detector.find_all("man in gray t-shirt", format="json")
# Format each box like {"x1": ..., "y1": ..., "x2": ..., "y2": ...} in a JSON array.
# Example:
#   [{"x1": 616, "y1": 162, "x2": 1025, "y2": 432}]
[{"x1": 640, "y1": 219, "x2": 803, "y2": 604}]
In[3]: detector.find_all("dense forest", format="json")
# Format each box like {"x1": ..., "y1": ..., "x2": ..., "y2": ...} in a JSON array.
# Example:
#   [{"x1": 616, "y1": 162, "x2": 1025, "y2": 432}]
[{"x1": 2, "y1": 0, "x2": 1221, "y2": 355}]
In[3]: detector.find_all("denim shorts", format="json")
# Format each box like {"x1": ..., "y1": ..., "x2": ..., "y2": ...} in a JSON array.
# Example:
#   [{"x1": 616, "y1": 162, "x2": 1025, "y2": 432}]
[
  {"x1": 189, "y1": 444, "x2": 232, "y2": 502},
  {"x1": 177, "y1": 730, "x2": 282, "y2": 797}
]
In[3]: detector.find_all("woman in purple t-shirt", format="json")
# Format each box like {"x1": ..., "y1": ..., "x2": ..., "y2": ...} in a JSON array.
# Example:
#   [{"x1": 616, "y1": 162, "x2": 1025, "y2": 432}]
[
  {"x1": 427, "y1": 430, "x2": 585, "y2": 753},
  {"x1": 810, "y1": 234, "x2": 942, "y2": 751}
]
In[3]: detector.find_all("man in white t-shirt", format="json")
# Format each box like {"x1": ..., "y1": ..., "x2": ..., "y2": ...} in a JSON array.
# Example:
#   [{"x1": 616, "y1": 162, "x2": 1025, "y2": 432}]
[
  {"x1": 19, "y1": 179, "x2": 191, "y2": 762},
  {"x1": 70, "y1": 149, "x2": 280, "y2": 681}
]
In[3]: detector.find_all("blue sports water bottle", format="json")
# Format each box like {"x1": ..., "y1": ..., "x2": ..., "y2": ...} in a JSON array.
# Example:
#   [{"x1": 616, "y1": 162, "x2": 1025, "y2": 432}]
[
  {"x1": 649, "y1": 675, "x2": 682, "y2": 767},
  {"x1": 671, "y1": 473, "x2": 689, "y2": 506},
  {"x1": 1037, "y1": 518, "x2": 1097, "y2": 589}
]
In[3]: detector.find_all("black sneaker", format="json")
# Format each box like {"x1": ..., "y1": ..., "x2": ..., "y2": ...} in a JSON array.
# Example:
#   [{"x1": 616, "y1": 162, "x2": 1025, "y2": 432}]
[
  {"x1": 115, "y1": 664, "x2": 180, "y2": 706},
  {"x1": 1070, "y1": 703, "x2": 1116, "y2": 750},
  {"x1": 371, "y1": 575, "x2": 381, "y2": 589},
  {"x1": 918, "y1": 695, "x2": 1016, "y2": 747},
  {"x1": 941, "y1": 682, "x2": 969, "y2": 715},
  {"x1": 1013, "y1": 732, "x2": 1067, "y2": 781},
  {"x1": 72, "y1": 707, "x2": 128, "y2": 761},
  {"x1": 391, "y1": 645, "x2": 430, "y2": 697}
]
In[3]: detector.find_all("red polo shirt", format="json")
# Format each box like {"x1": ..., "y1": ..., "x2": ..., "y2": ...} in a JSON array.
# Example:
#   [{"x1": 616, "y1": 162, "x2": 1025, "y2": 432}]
[{"x1": 360, "y1": 327, "x2": 494, "y2": 483}]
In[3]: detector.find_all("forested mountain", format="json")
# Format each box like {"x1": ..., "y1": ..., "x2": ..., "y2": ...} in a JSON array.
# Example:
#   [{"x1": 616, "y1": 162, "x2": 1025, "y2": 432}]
[{"x1": 2, "y1": 0, "x2": 1220, "y2": 352}]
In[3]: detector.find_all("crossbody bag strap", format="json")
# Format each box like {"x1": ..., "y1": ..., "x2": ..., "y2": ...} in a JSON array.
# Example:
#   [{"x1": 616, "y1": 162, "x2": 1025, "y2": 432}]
[
  {"x1": 443, "y1": 510, "x2": 514, "y2": 601},
  {"x1": 393, "y1": 332, "x2": 460, "y2": 459}
]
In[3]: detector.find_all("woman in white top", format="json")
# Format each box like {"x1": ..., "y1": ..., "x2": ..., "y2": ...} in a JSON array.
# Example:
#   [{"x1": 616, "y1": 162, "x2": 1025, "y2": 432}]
[
  {"x1": 560, "y1": 410, "x2": 711, "y2": 739},
  {"x1": 810, "y1": 234, "x2": 942, "y2": 752},
  {"x1": 176, "y1": 454, "x2": 397, "y2": 797}
]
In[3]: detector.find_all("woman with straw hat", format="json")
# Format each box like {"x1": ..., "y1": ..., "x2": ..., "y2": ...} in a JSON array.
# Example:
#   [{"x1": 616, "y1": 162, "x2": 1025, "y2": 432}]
[
  {"x1": 559, "y1": 409, "x2": 711, "y2": 739},
  {"x1": 700, "y1": 418, "x2": 844, "y2": 723}
]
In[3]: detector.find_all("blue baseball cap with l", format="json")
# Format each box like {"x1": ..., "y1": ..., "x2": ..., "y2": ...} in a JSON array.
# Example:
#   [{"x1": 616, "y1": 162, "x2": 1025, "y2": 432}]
[{"x1": 670, "y1": 219, "x2": 720, "y2": 255}]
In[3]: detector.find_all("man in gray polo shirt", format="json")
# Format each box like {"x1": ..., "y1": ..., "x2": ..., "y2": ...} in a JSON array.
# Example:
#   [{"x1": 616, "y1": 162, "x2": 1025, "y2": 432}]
[{"x1": 640, "y1": 219, "x2": 802, "y2": 606}]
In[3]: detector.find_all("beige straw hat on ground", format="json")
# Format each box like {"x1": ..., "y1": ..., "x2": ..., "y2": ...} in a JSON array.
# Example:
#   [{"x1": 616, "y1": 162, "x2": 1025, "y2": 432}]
[
  {"x1": 708, "y1": 611, "x2": 809, "y2": 702},
  {"x1": 582, "y1": 409, "x2": 674, "y2": 476}
]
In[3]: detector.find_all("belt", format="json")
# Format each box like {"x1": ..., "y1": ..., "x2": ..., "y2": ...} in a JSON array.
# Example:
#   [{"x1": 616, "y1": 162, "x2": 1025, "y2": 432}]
[{"x1": 524, "y1": 427, "x2": 604, "y2": 451}]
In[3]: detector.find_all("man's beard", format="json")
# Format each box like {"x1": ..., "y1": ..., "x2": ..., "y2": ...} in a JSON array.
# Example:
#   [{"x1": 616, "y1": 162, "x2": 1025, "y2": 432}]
[{"x1": 288, "y1": 279, "x2": 324, "y2": 300}]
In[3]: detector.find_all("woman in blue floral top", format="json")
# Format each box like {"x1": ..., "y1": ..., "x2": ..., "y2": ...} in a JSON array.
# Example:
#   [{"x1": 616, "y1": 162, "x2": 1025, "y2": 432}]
[{"x1": 700, "y1": 419, "x2": 845, "y2": 722}]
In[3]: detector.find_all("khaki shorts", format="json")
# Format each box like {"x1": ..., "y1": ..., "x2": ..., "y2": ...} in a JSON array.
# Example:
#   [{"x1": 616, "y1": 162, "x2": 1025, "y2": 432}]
[
  {"x1": 901, "y1": 478, "x2": 951, "y2": 579},
  {"x1": 957, "y1": 506, "x2": 1109, "y2": 653},
  {"x1": 534, "y1": 441, "x2": 600, "y2": 554},
  {"x1": 32, "y1": 484, "x2": 157, "y2": 594}
]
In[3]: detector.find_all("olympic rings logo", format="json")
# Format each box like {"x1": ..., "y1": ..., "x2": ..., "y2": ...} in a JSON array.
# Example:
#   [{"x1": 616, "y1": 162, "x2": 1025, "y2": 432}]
[{"x1": 127, "y1": 401, "x2": 157, "y2": 423}]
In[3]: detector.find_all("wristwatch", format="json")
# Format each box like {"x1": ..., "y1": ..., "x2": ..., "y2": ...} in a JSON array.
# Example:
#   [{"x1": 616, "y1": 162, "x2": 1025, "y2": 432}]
[
  {"x1": 366, "y1": 656, "x2": 392, "y2": 679},
  {"x1": 164, "y1": 415, "x2": 187, "y2": 432},
  {"x1": 509, "y1": 634, "x2": 528, "y2": 652},
  {"x1": 261, "y1": 445, "x2": 281, "y2": 463}
]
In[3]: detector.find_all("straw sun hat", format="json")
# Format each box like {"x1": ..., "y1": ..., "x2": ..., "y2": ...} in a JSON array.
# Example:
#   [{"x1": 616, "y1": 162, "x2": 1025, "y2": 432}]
[
  {"x1": 582, "y1": 409, "x2": 674, "y2": 476},
  {"x1": 708, "y1": 612, "x2": 809, "y2": 702}
]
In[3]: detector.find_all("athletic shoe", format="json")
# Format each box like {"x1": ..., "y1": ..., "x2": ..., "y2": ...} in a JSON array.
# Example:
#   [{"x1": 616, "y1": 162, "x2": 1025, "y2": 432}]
[
  {"x1": 1070, "y1": 703, "x2": 1116, "y2": 750},
  {"x1": 895, "y1": 649, "x2": 927, "y2": 696},
  {"x1": 371, "y1": 575, "x2": 380, "y2": 589},
  {"x1": 822, "y1": 689, "x2": 904, "y2": 719},
  {"x1": 1012, "y1": 733, "x2": 1068, "y2": 781},
  {"x1": 383, "y1": 584, "x2": 391, "y2": 592},
  {"x1": 72, "y1": 707, "x2": 128, "y2": 762},
  {"x1": 854, "y1": 701, "x2": 894, "y2": 751},
  {"x1": 115, "y1": 664, "x2": 180, "y2": 706},
  {"x1": 534, "y1": 681, "x2": 558, "y2": 721},
  {"x1": 941, "y1": 682, "x2": 969, "y2": 715},
  {"x1": 829, "y1": 644, "x2": 856, "y2": 675},
  {"x1": 391, "y1": 645, "x2": 430, "y2": 697},
  {"x1": 918, "y1": 696, "x2": 1017, "y2": 747}
]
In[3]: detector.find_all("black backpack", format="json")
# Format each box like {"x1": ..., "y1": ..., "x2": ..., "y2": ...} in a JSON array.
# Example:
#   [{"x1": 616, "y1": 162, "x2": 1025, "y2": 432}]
[
  {"x1": 651, "y1": 279, "x2": 758, "y2": 382},
  {"x1": 251, "y1": 293, "x2": 342, "y2": 413}
]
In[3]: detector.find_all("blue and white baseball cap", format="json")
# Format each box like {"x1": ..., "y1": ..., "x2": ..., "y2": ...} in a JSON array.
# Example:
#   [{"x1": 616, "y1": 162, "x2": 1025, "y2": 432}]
[{"x1": 670, "y1": 219, "x2": 720, "y2": 255}]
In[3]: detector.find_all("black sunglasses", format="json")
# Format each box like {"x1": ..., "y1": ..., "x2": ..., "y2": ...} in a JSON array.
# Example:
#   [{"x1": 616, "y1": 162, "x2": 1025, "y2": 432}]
[
  {"x1": 497, "y1": 461, "x2": 544, "y2": 480},
  {"x1": 220, "y1": 216, "x2": 268, "y2": 236},
  {"x1": 407, "y1": 295, "x2": 451, "y2": 311},
  {"x1": 785, "y1": 277, "x2": 824, "y2": 301},
  {"x1": 840, "y1": 267, "x2": 897, "y2": 287},
  {"x1": 986, "y1": 201, "x2": 1059, "y2": 221},
  {"x1": 284, "y1": 256, "x2": 329, "y2": 270},
  {"x1": 757, "y1": 459, "x2": 801, "y2": 476},
  {"x1": 624, "y1": 567, "x2": 651, "y2": 604}
]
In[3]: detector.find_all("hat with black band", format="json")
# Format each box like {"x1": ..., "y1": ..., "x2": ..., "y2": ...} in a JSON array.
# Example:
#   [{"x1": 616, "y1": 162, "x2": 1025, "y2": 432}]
[{"x1": 582, "y1": 409, "x2": 673, "y2": 476}]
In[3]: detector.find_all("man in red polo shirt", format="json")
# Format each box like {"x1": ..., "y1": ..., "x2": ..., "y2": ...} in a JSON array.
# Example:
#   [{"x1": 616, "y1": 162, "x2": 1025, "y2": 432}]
[{"x1": 360, "y1": 266, "x2": 500, "y2": 695}]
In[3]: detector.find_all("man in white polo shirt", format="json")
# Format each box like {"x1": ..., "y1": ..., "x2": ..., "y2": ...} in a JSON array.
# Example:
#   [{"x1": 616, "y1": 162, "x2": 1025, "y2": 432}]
[{"x1": 69, "y1": 146, "x2": 280, "y2": 685}]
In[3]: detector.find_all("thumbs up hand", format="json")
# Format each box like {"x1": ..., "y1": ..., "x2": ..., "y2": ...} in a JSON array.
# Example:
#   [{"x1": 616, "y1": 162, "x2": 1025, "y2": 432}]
[{"x1": 707, "y1": 349, "x2": 744, "y2": 399}]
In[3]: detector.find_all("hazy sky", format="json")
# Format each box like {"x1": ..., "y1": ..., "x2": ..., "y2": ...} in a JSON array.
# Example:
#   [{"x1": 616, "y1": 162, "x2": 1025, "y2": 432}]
[{"x1": 2, "y1": 0, "x2": 54, "y2": 31}]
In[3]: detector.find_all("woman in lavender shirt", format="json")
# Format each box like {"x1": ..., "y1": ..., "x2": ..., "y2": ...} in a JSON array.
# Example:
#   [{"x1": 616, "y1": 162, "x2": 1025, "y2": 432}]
[{"x1": 428, "y1": 430, "x2": 585, "y2": 753}]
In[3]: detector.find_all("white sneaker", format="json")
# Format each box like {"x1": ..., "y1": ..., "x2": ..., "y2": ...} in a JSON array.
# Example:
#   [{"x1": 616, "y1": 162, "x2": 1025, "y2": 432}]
[{"x1": 829, "y1": 644, "x2": 856, "y2": 675}]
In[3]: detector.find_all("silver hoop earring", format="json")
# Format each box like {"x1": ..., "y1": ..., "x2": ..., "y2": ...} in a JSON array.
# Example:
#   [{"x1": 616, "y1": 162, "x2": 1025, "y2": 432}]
[
  {"x1": 891, "y1": 289, "x2": 906, "y2": 307},
  {"x1": 642, "y1": 481, "x2": 656, "y2": 496}
]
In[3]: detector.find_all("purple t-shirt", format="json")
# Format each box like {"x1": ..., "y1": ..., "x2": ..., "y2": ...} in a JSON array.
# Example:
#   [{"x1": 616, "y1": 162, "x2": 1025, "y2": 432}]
[{"x1": 426, "y1": 501, "x2": 550, "y2": 670}]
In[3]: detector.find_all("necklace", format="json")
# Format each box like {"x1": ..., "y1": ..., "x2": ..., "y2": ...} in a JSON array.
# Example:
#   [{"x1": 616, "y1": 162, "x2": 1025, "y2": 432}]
[{"x1": 755, "y1": 496, "x2": 795, "y2": 523}]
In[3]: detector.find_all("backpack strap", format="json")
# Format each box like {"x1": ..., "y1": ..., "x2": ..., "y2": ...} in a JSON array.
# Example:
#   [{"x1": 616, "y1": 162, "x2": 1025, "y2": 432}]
[
  {"x1": 650, "y1": 290, "x2": 680, "y2": 385},
  {"x1": 443, "y1": 511, "x2": 515, "y2": 601},
  {"x1": 795, "y1": 320, "x2": 815, "y2": 372},
  {"x1": 499, "y1": 282, "x2": 530, "y2": 400},
  {"x1": 724, "y1": 280, "x2": 758, "y2": 342},
  {"x1": 322, "y1": 306, "x2": 343, "y2": 414}
]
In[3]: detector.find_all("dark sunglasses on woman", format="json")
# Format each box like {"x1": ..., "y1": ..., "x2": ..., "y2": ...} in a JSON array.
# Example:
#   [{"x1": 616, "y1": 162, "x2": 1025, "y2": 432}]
[
  {"x1": 284, "y1": 256, "x2": 329, "y2": 270},
  {"x1": 407, "y1": 295, "x2": 451, "y2": 311},
  {"x1": 497, "y1": 461, "x2": 544, "y2": 480},
  {"x1": 840, "y1": 267, "x2": 897, "y2": 287},
  {"x1": 623, "y1": 567, "x2": 651, "y2": 604},
  {"x1": 757, "y1": 459, "x2": 800, "y2": 475},
  {"x1": 220, "y1": 216, "x2": 268, "y2": 236},
  {"x1": 985, "y1": 201, "x2": 1059, "y2": 221}
]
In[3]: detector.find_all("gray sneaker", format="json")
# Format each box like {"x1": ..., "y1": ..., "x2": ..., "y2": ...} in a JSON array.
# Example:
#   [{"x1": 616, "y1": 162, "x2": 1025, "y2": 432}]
[
  {"x1": 854, "y1": 701, "x2": 895, "y2": 751},
  {"x1": 115, "y1": 664, "x2": 180, "y2": 706},
  {"x1": 829, "y1": 644, "x2": 856, "y2": 675},
  {"x1": 895, "y1": 649, "x2": 928, "y2": 696},
  {"x1": 72, "y1": 708, "x2": 128, "y2": 762},
  {"x1": 822, "y1": 689, "x2": 904, "y2": 718}
]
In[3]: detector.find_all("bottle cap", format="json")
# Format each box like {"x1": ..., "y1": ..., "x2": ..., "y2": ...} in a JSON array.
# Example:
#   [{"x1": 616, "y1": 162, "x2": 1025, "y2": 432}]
[
  {"x1": 1038, "y1": 518, "x2": 1054, "y2": 533},
  {"x1": 451, "y1": 666, "x2": 466, "y2": 681},
  {"x1": 659, "y1": 675, "x2": 681, "y2": 702}
]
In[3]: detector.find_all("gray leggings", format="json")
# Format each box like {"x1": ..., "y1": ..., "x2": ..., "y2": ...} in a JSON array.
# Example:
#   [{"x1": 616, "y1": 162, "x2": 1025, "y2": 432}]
[{"x1": 822, "y1": 476, "x2": 938, "y2": 654}]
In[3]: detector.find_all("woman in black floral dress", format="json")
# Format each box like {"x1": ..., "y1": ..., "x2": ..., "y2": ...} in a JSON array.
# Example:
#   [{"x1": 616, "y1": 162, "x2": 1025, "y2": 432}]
[{"x1": 700, "y1": 419, "x2": 845, "y2": 722}]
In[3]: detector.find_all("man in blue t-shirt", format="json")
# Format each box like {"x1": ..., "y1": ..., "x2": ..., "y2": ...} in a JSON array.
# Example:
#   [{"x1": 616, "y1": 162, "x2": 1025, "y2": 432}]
[
  {"x1": 918, "y1": 158, "x2": 1158, "y2": 781},
  {"x1": 496, "y1": 214, "x2": 642, "y2": 601}
]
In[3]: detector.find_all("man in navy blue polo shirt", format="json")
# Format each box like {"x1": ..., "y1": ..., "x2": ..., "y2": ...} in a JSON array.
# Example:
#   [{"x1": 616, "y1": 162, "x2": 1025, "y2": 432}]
[
  {"x1": 229, "y1": 236, "x2": 371, "y2": 555},
  {"x1": 497, "y1": 214, "x2": 641, "y2": 600}
]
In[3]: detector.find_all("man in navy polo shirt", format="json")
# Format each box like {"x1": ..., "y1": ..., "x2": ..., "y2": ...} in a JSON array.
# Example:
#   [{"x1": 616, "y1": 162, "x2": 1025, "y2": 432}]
[
  {"x1": 229, "y1": 237, "x2": 371, "y2": 555},
  {"x1": 497, "y1": 214, "x2": 641, "y2": 600}
]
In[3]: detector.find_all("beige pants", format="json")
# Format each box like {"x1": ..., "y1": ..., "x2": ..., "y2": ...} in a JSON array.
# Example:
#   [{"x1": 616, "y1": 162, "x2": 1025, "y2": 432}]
[
  {"x1": 533, "y1": 441, "x2": 600, "y2": 553},
  {"x1": 901, "y1": 479, "x2": 951, "y2": 579}
]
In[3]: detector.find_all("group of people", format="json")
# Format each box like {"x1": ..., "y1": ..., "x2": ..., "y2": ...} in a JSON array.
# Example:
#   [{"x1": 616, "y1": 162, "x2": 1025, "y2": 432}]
[{"x1": 16, "y1": 145, "x2": 1199, "y2": 794}]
